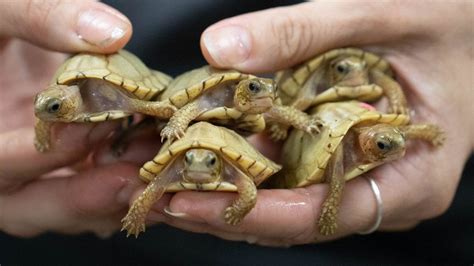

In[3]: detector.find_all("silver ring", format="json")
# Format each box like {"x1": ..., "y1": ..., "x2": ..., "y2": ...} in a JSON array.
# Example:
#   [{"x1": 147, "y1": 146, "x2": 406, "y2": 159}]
[{"x1": 358, "y1": 176, "x2": 383, "y2": 235}]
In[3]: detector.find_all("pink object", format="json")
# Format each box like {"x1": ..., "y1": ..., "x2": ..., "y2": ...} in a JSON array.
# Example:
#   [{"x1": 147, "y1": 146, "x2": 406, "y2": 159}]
[{"x1": 359, "y1": 102, "x2": 376, "y2": 111}]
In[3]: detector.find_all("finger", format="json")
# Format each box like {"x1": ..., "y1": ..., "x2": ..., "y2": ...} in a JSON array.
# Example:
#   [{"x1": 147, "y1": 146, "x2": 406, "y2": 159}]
[
  {"x1": 0, "y1": 163, "x2": 143, "y2": 237},
  {"x1": 200, "y1": 1, "x2": 427, "y2": 72},
  {"x1": 94, "y1": 128, "x2": 162, "y2": 166},
  {"x1": 156, "y1": 212, "x2": 296, "y2": 247},
  {"x1": 155, "y1": 143, "x2": 450, "y2": 244},
  {"x1": 246, "y1": 133, "x2": 282, "y2": 162},
  {"x1": 0, "y1": 0, "x2": 132, "y2": 53},
  {"x1": 0, "y1": 121, "x2": 119, "y2": 187}
]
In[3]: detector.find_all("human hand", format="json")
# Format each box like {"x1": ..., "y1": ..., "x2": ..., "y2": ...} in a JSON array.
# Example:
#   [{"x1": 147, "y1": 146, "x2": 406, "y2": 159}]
[
  {"x1": 138, "y1": 1, "x2": 473, "y2": 246},
  {"x1": 0, "y1": 0, "x2": 147, "y2": 237}
]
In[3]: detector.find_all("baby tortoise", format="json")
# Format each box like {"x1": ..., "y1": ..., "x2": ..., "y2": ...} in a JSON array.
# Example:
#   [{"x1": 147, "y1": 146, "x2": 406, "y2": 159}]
[
  {"x1": 34, "y1": 50, "x2": 176, "y2": 152},
  {"x1": 158, "y1": 66, "x2": 322, "y2": 141},
  {"x1": 121, "y1": 122, "x2": 281, "y2": 237},
  {"x1": 272, "y1": 101, "x2": 444, "y2": 235},
  {"x1": 270, "y1": 47, "x2": 409, "y2": 140}
]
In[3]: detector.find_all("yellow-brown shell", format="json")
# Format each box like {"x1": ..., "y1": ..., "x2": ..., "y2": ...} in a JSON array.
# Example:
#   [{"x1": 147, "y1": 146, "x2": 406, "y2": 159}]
[
  {"x1": 160, "y1": 66, "x2": 265, "y2": 133},
  {"x1": 140, "y1": 122, "x2": 281, "y2": 190},
  {"x1": 159, "y1": 66, "x2": 255, "y2": 106},
  {"x1": 52, "y1": 50, "x2": 171, "y2": 101},
  {"x1": 275, "y1": 48, "x2": 393, "y2": 105},
  {"x1": 279, "y1": 101, "x2": 409, "y2": 188}
]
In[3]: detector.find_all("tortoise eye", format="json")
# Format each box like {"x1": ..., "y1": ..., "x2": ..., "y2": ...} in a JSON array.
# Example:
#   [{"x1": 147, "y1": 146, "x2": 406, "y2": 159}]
[
  {"x1": 248, "y1": 82, "x2": 261, "y2": 94},
  {"x1": 336, "y1": 64, "x2": 348, "y2": 74},
  {"x1": 184, "y1": 152, "x2": 194, "y2": 164},
  {"x1": 376, "y1": 140, "x2": 391, "y2": 151},
  {"x1": 46, "y1": 99, "x2": 61, "y2": 114},
  {"x1": 207, "y1": 156, "x2": 217, "y2": 167}
]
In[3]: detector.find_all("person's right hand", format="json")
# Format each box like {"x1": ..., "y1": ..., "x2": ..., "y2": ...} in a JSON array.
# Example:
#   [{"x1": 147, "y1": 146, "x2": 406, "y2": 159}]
[
  {"x1": 0, "y1": 0, "x2": 150, "y2": 238},
  {"x1": 147, "y1": 1, "x2": 473, "y2": 246}
]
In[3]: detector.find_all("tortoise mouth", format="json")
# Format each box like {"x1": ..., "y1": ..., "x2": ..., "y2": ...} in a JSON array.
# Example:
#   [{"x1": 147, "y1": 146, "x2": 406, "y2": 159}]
[
  {"x1": 251, "y1": 96, "x2": 274, "y2": 109},
  {"x1": 182, "y1": 170, "x2": 220, "y2": 183}
]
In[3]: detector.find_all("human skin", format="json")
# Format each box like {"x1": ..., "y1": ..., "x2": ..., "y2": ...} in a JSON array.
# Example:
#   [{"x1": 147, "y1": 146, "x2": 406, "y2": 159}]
[
  {"x1": 125, "y1": 1, "x2": 473, "y2": 246},
  {"x1": 0, "y1": 0, "x2": 472, "y2": 245},
  {"x1": 0, "y1": 0, "x2": 154, "y2": 237}
]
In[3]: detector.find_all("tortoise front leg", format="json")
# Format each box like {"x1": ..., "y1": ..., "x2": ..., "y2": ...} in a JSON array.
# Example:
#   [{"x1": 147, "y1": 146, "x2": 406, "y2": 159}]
[
  {"x1": 121, "y1": 172, "x2": 172, "y2": 238},
  {"x1": 370, "y1": 69, "x2": 409, "y2": 115},
  {"x1": 34, "y1": 119, "x2": 52, "y2": 153},
  {"x1": 399, "y1": 124, "x2": 445, "y2": 146},
  {"x1": 224, "y1": 172, "x2": 257, "y2": 225},
  {"x1": 319, "y1": 144, "x2": 345, "y2": 236},
  {"x1": 160, "y1": 101, "x2": 202, "y2": 142},
  {"x1": 268, "y1": 122, "x2": 290, "y2": 141},
  {"x1": 128, "y1": 98, "x2": 177, "y2": 119},
  {"x1": 266, "y1": 105, "x2": 323, "y2": 137}
]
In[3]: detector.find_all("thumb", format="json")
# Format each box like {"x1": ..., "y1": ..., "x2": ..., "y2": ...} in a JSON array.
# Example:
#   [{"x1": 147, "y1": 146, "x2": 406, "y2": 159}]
[
  {"x1": 0, "y1": 0, "x2": 132, "y2": 53},
  {"x1": 200, "y1": 1, "x2": 422, "y2": 73}
]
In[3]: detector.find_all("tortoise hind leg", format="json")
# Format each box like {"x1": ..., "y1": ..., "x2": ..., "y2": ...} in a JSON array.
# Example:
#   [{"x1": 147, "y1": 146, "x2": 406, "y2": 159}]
[
  {"x1": 319, "y1": 144, "x2": 345, "y2": 235},
  {"x1": 399, "y1": 124, "x2": 445, "y2": 147},
  {"x1": 224, "y1": 171, "x2": 257, "y2": 226}
]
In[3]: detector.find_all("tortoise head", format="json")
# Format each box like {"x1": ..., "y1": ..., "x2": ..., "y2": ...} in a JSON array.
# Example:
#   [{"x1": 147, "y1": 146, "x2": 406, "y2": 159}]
[
  {"x1": 182, "y1": 149, "x2": 222, "y2": 183},
  {"x1": 329, "y1": 56, "x2": 369, "y2": 86},
  {"x1": 34, "y1": 84, "x2": 83, "y2": 122},
  {"x1": 234, "y1": 78, "x2": 276, "y2": 114},
  {"x1": 358, "y1": 124, "x2": 406, "y2": 163}
]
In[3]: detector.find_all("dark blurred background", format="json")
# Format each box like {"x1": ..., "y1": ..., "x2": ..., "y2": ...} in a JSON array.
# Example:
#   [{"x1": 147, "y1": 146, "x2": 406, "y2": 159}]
[{"x1": 1, "y1": 1, "x2": 472, "y2": 264}]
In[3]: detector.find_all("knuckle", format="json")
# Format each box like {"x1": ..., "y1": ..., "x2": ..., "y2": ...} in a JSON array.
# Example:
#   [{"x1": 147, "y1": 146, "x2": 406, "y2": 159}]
[
  {"x1": 23, "y1": 0, "x2": 61, "y2": 35},
  {"x1": 271, "y1": 11, "x2": 314, "y2": 65}
]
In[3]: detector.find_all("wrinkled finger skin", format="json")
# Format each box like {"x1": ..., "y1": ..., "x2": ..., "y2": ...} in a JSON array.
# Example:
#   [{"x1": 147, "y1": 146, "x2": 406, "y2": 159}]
[
  {"x1": 133, "y1": 1, "x2": 473, "y2": 246},
  {"x1": 0, "y1": 0, "x2": 140, "y2": 237}
]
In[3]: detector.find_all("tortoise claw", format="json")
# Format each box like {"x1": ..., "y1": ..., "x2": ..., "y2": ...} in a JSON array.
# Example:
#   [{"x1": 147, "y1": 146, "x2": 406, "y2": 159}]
[
  {"x1": 160, "y1": 124, "x2": 186, "y2": 143},
  {"x1": 304, "y1": 117, "x2": 324, "y2": 135},
  {"x1": 224, "y1": 206, "x2": 244, "y2": 226},
  {"x1": 432, "y1": 131, "x2": 446, "y2": 147},
  {"x1": 34, "y1": 138, "x2": 50, "y2": 153},
  {"x1": 268, "y1": 123, "x2": 288, "y2": 141},
  {"x1": 121, "y1": 213, "x2": 146, "y2": 238}
]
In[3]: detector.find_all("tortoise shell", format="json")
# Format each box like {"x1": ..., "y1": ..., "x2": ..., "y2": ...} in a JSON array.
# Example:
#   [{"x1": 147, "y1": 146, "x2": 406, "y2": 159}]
[
  {"x1": 53, "y1": 50, "x2": 171, "y2": 101},
  {"x1": 279, "y1": 101, "x2": 409, "y2": 188},
  {"x1": 275, "y1": 48, "x2": 392, "y2": 106},
  {"x1": 140, "y1": 121, "x2": 281, "y2": 190},
  {"x1": 159, "y1": 66, "x2": 266, "y2": 133}
]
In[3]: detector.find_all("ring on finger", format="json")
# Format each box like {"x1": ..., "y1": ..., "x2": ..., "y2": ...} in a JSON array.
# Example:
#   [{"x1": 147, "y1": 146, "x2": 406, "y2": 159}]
[{"x1": 358, "y1": 176, "x2": 383, "y2": 235}]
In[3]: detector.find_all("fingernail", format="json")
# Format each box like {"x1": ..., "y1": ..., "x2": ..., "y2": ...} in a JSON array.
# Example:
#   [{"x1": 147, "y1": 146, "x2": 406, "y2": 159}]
[
  {"x1": 77, "y1": 9, "x2": 130, "y2": 48},
  {"x1": 246, "y1": 235, "x2": 258, "y2": 244},
  {"x1": 164, "y1": 206, "x2": 190, "y2": 219},
  {"x1": 203, "y1": 25, "x2": 251, "y2": 66}
]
